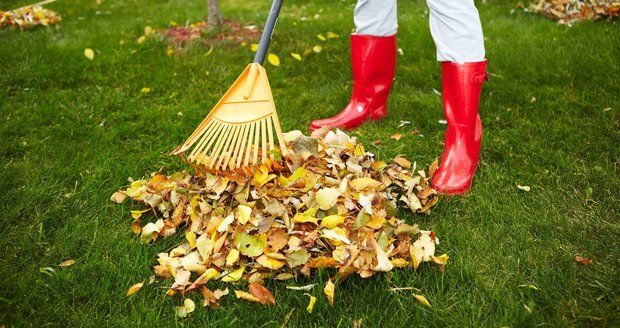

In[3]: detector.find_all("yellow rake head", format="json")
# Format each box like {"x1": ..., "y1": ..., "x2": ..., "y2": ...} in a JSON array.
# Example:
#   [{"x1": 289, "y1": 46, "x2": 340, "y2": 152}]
[{"x1": 171, "y1": 63, "x2": 288, "y2": 173}]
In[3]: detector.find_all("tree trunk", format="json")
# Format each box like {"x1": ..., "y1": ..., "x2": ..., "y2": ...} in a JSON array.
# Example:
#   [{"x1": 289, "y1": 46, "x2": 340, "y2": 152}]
[{"x1": 207, "y1": 0, "x2": 222, "y2": 29}]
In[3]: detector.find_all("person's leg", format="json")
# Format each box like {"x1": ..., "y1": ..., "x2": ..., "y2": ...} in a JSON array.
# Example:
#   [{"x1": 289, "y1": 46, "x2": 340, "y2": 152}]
[
  {"x1": 427, "y1": 0, "x2": 488, "y2": 194},
  {"x1": 309, "y1": 0, "x2": 397, "y2": 131}
]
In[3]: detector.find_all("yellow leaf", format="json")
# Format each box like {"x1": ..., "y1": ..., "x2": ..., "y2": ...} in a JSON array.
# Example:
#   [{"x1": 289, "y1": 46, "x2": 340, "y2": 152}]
[
  {"x1": 431, "y1": 253, "x2": 449, "y2": 265},
  {"x1": 222, "y1": 267, "x2": 245, "y2": 282},
  {"x1": 144, "y1": 25, "x2": 153, "y2": 36},
  {"x1": 409, "y1": 245, "x2": 422, "y2": 270},
  {"x1": 390, "y1": 133, "x2": 404, "y2": 141},
  {"x1": 140, "y1": 87, "x2": 151, "y2": 94},
  {"x1": 413, "y1": 294, "x2": 431, "y2": 308},
  {"x1": 292, "y1": 207, "x2": 318, "y2": 224},
  {"x1": 316, "y1": 33, "x2": 326, "y2": 41},
  {"x1": 350, "y1": 177, "x2": 383, "y2": 192},
  {"x1": 130, "y1": 209, "x2": 148, "y2": 219},
  {"x1": 235, "y1": 290, "x2": 260, "y2": 303},
  {"x1": 390, "y1": 258, "x2": 409, "y2": 268},
  {"x1": 226, "y1": 249, "x2": 240, "y2": 266},
  {"x1": 326, "y1": 31, "x2": 339, "y2": 39},
  {"x1": 234, "y1": 232, "x2": 267, "y2": 257},
  {"x1": 166, "y1": 47, "x2": 174, "y2": 56},
  {"x1": 256, "y1": 254, "x2": 286, "y2": 270},
  {"x1": 174, "y1": 298, "x2": 195, "y2": 317},
  {"x1": 84, "y1": 48, "x2": 95, "y2": 60},
  {"x1": 185, "y1": 231, "x2": 196, "y2": 248},
  {"x1": 320, "y1": 215, "x2": 344, "y2": 229},
  {"x1": 312, "y1": 45, "x2": 322, "y2": 53},
  {"x1": 322, "y1": 228, "x2": 350, "y2": 246},
  {"x1": 237, "y1": 204, "x2": 252, "y2": 225},
  {"x1": 316, "y1": 187, "x2": 341, "y2": 210},
  {"x1": 323, "y1": 279, "x2": 335, "y2": 306},
  {"x1": 305, "y1": 293, "x2": 317, "y2": 313},
  {"x1": 137, "y1": 35, "x2": 146, "y2": 44},
  {"x1": 267, "y1": 53, "x2": 280, "y2": 66},
  {"x1": 126, "y1": 282, "x2": 144, "y2": 296},
  {"x1": 251, "y1": 44, "x2": 259, "y2": 52},
  {"x1": 59, "y1": 259, "x2": 76, "y2": 267},
  {"x1": 291, "y1": 53, "x2": 302, "y2": 61},
  {"x1": 196, "y1": 235, "x2": 214, "y2": 259},
  {"x1": 253, "y1": 167, "x2": 276, "y2": 188}
]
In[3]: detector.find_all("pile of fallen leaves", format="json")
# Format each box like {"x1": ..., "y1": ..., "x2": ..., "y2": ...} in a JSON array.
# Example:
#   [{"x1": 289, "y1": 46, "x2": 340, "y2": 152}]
[
  {"x1": 162, "y1": 19, "x2": 260, "y2": 48},
  {"x1": 527, "y1": 0, "x2": 620, "y2": 24},
  {"x1": 113, "y1": 129, "x2": 444, "y2": 315},
  {"x1": 0, "y1": 4, "x2": 61, "y2": 29}
]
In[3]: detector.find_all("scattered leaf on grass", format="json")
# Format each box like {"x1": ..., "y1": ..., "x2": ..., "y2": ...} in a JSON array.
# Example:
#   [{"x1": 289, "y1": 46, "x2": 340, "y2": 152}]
[
  {"x1": 575, "y1": 255, "x2": 591, "y2": 265},
  {"x1": 267, "y1": 53, "x2": 280, "y2": 66},
  {"x1": 126, "y1": 282, "x2": 144, "y2": 296},
  {"x1": 140, "y1": 87, "x2": 151, "y2": 94},
  {"x1": 175, "y1": 298, "x2": 195, "y2": 317},
  {"x1": 286, "y1": 284, "x2": 317, "y2": 291},
  {"x1": 323, "y1": 279, "x2": 335, "y2": 306},
  {"x1": 110, "y1": 191, "x2": 127, "y2": 203},
  {"x1": 248, "y1": 283, "x2": 276, "y2": 305},
  {"x1": 316, "y1": 34, "x2": 326, "y2": 41},
  {"x1": 235, "y1": 290, "x2": 260, "y2": 303},
  {"x1": 39, "y1": 267, "x2": 56, "y2": 276},
  {"x1": 59, "y1": 259, "x2": 76, "y2": 267},
  {"x1": 84, "y1": 48, "x2": 95, "y2": 60},
  {"x1": 517, "y1": 185, "x2": 531, "y2": 192},
  {"x1": 390, "y1": 133, "x2": 404, "y2": 141},
  {"x1": 291, "y1": 53, "x2": 302, "y2": 61},
  {"x1": 326, "y1": 32, "x2": 339, "y2": 39},
  {"x1": 413, "y1": 294, "x2": 431, "y2": 308},
  {"x1": 305, "y1": 293, "x2": 317, "y2": 313},
  {"x1": 313, "y1": 45, "x2": 322, "y2": 53}
]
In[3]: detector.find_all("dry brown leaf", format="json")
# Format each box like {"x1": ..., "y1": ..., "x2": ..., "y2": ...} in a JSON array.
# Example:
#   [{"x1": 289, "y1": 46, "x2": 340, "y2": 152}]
[{"x1": 248, "y1": 283, "x2": 276, "y2": 305}]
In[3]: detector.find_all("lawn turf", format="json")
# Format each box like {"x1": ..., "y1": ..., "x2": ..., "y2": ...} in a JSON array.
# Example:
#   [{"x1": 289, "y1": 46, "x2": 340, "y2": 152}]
[{"x1": 1, "y1": 0, "x2": 619, "y2": 326}]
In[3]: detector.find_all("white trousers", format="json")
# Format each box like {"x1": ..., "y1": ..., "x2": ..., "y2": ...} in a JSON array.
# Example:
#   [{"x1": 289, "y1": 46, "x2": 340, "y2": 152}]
[{"x1": 354, "y1": 0, "x2": 485, "y2": 62}]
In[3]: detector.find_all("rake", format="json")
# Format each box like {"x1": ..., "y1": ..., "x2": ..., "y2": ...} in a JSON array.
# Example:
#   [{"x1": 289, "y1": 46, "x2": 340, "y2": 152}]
[{"x1": 171, "y1": 0, "x2": 288, "y2": 173}]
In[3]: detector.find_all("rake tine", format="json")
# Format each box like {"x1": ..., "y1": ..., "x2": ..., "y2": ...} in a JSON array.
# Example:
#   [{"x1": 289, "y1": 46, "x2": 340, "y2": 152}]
[
  {"x1": 244, "y1": 122, "x2": 256, "y2": 167},
  {"x1": 188, "y1": 120, "x2": 218, "y2": 160},
  {"x1": 219, "y1": 124, "x2": 243, "y2": 170},
  {"x1": 230, "y1": 124, "x2": 248, "y2": 170},
  {"x1": 207, "y1": 124, "x2": 231, "y2": 169},
  {"x1": 271, "y1": 110, "x2": 288, "y2": 157},
  {"x1": 267, "y1": 116, "x2": 275, "y2": 159},
  {"x1": 189, "y1": 120, "x2": 223, "y2": 163},
  {"x1": 252, "y1": 120, "x2": 261, "y2": 166},
  {"x1": 261, "y1": 118, "x2": 267, "y2": 163},
  {"x1": 215, "y1": 124, "x2": 239, "y2": 170}
]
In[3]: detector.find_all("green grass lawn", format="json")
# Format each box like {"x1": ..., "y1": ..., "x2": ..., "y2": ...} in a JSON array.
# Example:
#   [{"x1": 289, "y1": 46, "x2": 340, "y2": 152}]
[{"x1": 1, "y1": 0, "x2": 619, "y2": 326}]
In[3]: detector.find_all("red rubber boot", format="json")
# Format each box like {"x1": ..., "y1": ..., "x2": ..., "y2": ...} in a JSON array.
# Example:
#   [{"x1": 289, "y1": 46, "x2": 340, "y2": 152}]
[
  {"x1": 431, "y1": 61, "x2": 488, "y2": 195},
  {"x1": 309, "y1": 34, "x2": 396, "y2": 131}
]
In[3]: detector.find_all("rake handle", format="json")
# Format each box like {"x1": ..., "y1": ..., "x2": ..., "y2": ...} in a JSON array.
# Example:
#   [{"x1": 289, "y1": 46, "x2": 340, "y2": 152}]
[{"x1": 253, "y1": 0, "x2": 283, "y2": 65}]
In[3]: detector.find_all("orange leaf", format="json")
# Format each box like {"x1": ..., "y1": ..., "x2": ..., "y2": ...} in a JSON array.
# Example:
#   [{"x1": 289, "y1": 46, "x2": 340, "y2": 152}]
[
  {"x1": 575, "y1": 255, "x2": 591, "y2": 265},
  {"x1": 248, "y1": 283, "x2": 276, "y2": 305},
  {"x1": 126, "y1": 282, "x2": 144, "y2": 296},
  {"x1": 390, "y1": 133, "x2": 404, "y2": 141}
]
